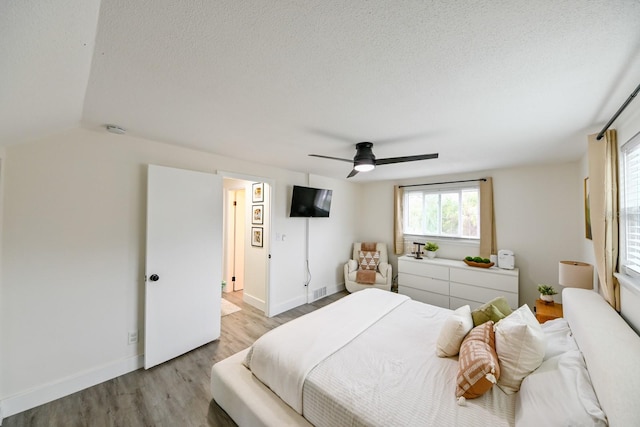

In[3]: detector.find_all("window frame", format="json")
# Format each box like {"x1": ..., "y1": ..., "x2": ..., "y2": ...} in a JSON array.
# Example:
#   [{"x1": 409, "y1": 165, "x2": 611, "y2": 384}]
[
  {"x1": 402, "y1": 182, "x2": 481, "y2": 241},
  {"x1": 620, "y1": 131, "x2": 640, "y2": 278}
]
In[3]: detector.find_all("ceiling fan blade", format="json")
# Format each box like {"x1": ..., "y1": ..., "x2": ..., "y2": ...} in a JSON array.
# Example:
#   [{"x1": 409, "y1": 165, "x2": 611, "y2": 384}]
[
  {"x1": 347, "y1": 169, "x2": 359, "y2": 178},
  {"x1": 309, "y1": 154, "x2": 353, "y2": 163},
  {"x1": 375, "y1": 153, "x2": 439, "y2": 166}
]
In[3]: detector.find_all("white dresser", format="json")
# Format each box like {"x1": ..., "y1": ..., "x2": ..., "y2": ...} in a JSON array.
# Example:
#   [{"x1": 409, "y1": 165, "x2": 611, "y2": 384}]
[{"x1": 397, "y1": 256, "x2": 519, "y2": 310}]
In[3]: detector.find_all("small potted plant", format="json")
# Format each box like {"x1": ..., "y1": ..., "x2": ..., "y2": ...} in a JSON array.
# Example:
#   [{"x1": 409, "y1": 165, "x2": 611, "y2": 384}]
[
  {"x1": 425, "y1": 242, "x2": 439, "y2": 259},
  {"x1": 537, "y1": 284, "x2": 557, "y2": 303},
  {"x1": 221, "y1": 280, "x2": 227, "y2": 295}
]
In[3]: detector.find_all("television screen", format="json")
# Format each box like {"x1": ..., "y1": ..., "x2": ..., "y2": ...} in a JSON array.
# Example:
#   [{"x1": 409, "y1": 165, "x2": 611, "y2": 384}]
[{"x1": 289, "y1": 185, "x2": 333, "y2": 217}]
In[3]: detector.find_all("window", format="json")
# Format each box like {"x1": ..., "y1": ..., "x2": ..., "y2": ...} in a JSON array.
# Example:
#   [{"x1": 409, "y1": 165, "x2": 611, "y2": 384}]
[
  {"x1": 403, "y1": 184, "x2": 480, "y2": 239},
  {"x1": 621, "y1": 133, "x2": 640, "y2": 274}
]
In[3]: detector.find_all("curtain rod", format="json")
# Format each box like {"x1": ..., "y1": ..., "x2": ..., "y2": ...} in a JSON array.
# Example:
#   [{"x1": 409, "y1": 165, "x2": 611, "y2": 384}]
[
  {"x1": 597, "y1": 82, "x2": 640, "y2": 140},
  {"x1": 399, "y1": 178, "x2": 486, "y2": 188}
]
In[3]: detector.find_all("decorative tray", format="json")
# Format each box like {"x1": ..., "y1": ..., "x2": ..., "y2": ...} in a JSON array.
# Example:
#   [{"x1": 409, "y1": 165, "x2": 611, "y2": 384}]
[{"x1": 463, "y1": 259, "x2": 495, "y2": 268}]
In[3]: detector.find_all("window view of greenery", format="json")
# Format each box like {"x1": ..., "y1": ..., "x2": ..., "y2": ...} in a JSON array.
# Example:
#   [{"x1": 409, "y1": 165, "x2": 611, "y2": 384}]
[{"x1": 404, "y1": 187, "x2": 479, "y2": 238}]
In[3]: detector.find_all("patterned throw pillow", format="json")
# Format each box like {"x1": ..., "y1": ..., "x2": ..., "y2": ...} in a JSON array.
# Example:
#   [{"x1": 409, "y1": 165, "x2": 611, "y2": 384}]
[
  {"x1": 358, "y1": 250, "x2": 380, "y2": 270},
  {"x1": 456, "y1": 321, "x2": 500, "y2": 399}
]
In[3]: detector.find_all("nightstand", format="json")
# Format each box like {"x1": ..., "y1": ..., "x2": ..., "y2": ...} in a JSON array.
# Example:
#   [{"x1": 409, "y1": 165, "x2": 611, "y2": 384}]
[{"x1": 535, "y1": 299, "x2": 563, "y2": 323}]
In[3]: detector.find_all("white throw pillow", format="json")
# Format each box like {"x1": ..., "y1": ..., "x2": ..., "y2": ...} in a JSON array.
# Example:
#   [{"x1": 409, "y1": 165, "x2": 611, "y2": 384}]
[
  {"x1": 436, "y1": 305, "x2": 473, "y2": 357},
  {"x1": 494, "y1": 304, "x2": 545, "y2": 394},
  {"x1": 347, "y1": 259, "x2": 358, "y2": 273}
]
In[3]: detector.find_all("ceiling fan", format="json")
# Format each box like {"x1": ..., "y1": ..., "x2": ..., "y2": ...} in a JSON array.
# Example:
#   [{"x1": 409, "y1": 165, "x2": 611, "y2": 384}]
[{"x1": 309, "y1": 142, "x2": 439, "y2": 178}]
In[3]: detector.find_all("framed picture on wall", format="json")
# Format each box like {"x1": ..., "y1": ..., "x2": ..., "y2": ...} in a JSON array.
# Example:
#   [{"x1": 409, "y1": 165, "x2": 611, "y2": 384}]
[
  {"x1": 584, "y1": 177, "x2": 592, "y2": 240},
  {"x1": 252, "y1": 205, "x2": 263, "y2": 224},
  {"x1": 252, "y1": 182, "x2": 264, "y2": 202},
  {"x1": 251, "y1": 227, "x2": 263, "y2": 247}
]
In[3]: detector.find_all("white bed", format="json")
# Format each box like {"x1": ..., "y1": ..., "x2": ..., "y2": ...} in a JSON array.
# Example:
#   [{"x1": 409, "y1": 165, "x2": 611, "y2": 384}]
[{"x1": 211, "y1": 288, "x2": 640, "y2": 426}]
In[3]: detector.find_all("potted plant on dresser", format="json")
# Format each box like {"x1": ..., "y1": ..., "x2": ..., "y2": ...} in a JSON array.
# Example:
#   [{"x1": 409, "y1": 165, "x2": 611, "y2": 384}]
[
  {"x1": 425, "y1": 242, "x2": 439, "y2": 259},
  {"x1": 537, "y1": 284, "x2": 557, "y2": 303}
]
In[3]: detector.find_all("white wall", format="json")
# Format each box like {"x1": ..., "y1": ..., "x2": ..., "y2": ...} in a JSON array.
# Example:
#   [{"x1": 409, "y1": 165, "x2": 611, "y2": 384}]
[
  {"x1": 307, "y1": 175, "x2": 361, "y2": 298},
  {"x1": 360, "y1": 163, "x2": 582, "y2": 308},
  {"x1": 244, "y1": 182, "x2": 269, "y2": 310},
  {"x1": 492, "y1": 163, "x2": 581, "y2": 306},
  {"x1": 0, "y1": 127, "x2": 351, "y2": 416}
]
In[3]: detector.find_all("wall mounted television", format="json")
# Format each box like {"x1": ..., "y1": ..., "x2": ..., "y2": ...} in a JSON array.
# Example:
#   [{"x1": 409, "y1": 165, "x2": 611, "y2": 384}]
[{"x1": 289, "y1": 185, "x2": 333, "y2": 217}]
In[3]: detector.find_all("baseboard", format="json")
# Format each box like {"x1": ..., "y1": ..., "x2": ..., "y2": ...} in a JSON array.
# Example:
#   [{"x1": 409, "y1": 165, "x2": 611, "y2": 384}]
[
  {"x1": 270, "y1": 284, "x2": 345, "y2": 317},
  {"x1": 326, "y1": 283, "x2": 346, "y2": 295},
  {"x1": 270, "y1": 294, "x2": 307, "y2": 317},
  {"x1": 0, "y1": 354, "x2": 144, "y2": 420},
  {"x1": 243, "y1": 292, "x2": 266, "y2": 312}
]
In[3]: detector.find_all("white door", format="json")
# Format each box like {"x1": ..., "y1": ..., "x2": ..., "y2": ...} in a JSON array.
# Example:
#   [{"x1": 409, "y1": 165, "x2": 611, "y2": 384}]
[{"x1": 145, "y1": 164, "x2": 222, "y2": 369}]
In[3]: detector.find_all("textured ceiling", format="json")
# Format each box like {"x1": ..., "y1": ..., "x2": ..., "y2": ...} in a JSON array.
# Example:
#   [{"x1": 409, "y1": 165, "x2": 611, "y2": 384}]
[
  {"x1": 0, "y1": 0, "x2": 101, "y2": 144},
  {"x1": 3, "y1": 1, "x2": 640, "y2": 181}
]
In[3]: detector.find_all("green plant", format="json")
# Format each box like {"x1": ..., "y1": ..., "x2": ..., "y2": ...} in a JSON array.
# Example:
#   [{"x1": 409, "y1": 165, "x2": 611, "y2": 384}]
[
  {"x1": 466, "y1": 256, "x2": 491, "y2": 263},
  {"x1": 537, "y1": 284, "x2": 557, "y2": 296},
  {"x1": 425, "y1": 242, "x2": 439, "y2": 252}
]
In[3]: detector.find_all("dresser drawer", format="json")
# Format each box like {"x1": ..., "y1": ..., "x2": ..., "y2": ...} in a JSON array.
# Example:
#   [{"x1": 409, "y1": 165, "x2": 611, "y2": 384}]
[
  {"x1": 398, "y1": 260, "x2": 449, "y2": 280},
  {"x1": 397, "y1": 256, "x2": 519, "y2": 311},
  {"x1": 398, "y1": 273, "x2": 449, "y2": 295},
  {"x1": 450, "y1": 268, "x2": 517, "y2": 293},
  {"x1": 449, "y1": 282, "x2": 518, "y2": 308},
  {"x1": 398, "y1": 285, "x2": 450, "y2": 309},
  {"x1": 449, "y1": 296, "x2": 484, "y2": 311}
]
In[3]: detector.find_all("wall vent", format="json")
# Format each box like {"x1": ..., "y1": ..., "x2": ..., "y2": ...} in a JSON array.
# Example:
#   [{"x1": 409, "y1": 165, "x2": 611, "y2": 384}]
[{"x1": 312, "y1": 287, "x2": 327, "y2": 301}]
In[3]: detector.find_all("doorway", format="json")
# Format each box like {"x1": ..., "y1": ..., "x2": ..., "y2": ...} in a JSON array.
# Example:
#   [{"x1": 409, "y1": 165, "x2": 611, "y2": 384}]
[
  {"x1": 224, "y1": 184, "x2": 245, "y2": 292},
  {"x1": 222, "y1": 176, "x2": 271, "y2": 315}
]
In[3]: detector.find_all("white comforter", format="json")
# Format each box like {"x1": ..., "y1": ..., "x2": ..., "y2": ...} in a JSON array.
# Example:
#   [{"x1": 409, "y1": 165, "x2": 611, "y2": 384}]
[{"x1": 245, "y1": 288, "x2": 409, "y2": 413}]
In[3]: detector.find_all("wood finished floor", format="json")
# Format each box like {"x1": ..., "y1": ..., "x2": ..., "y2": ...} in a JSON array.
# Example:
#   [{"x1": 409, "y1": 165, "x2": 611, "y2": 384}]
[{"x1": 4, "y1": 290, "x2": 348, "y2": 427}]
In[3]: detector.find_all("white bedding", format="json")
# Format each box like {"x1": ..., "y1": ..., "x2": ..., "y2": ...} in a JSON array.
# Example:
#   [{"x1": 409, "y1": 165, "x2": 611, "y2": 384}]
[
  {"x1": 245, "y1": 289, "x2": 516, "y2": 426},
  {"x1": 212, "y1": 287, "x2": 638, "y2": 427},
  {"x1": 302, "y1": 299, "x2": 516, "y2": 426},
  {"x1": 245, "y1": 288, "x2": 409, "y2": 413}
]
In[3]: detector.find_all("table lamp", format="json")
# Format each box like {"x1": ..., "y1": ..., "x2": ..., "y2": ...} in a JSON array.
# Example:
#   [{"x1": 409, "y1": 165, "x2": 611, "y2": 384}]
[{"x1": 559, "y1": 261, "x2": 593, "y2": 289}]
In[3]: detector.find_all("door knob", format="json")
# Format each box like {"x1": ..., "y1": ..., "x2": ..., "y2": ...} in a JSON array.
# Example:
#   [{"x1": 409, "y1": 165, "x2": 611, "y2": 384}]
[{"x1": 149, "y1": 274, "x2": 160, "y2": 282}]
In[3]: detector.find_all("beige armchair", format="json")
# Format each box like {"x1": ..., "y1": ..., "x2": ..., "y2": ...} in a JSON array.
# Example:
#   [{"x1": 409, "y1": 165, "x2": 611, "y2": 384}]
[{"x1": 344, "y1": 242, "x2": 392, "y2": 293}]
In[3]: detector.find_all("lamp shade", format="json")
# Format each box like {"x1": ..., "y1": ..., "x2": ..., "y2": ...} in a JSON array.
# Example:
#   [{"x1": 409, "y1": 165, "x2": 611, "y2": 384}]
[{"x1": 558, "y1": 261, "x2": 593, "y2": 289}]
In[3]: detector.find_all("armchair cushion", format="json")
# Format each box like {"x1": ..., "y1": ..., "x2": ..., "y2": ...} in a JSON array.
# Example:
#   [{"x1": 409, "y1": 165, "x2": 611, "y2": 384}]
[{"x1": 347, "y1": 259, "x2": 358, "y2": 273}]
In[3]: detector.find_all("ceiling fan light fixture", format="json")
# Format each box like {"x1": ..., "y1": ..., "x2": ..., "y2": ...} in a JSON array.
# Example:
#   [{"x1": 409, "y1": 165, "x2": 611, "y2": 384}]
[
  {"x1": 354, "y1": 161, "x2": 375, "y2": 172},
  {"x1": 354, "y1": 142, "x2": 375, "y2": 172}
]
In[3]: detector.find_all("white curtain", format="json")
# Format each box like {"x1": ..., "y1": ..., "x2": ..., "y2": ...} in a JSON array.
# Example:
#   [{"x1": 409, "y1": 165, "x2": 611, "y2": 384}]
[{"x1": 588, "y1": 130, "x2": 620, "y2": 310}]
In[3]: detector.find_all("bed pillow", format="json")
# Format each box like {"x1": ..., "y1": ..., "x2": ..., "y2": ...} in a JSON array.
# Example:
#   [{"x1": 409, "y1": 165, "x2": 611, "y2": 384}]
[
  {"x1": 456, "y1": 321, "x2": 500, "y2": 399},
  {"x1": 436, "y1": 305, "x2": 473, "y2": 357},
  {"x1": 515, "y1": 350, "x2": 607, "y2": 427},
  {"x1": 471, "y1": 296, "x2": 512, "y2": 326},
  {"x1": 494, "y1": 304, "x2": 545, "y2": 394}
]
